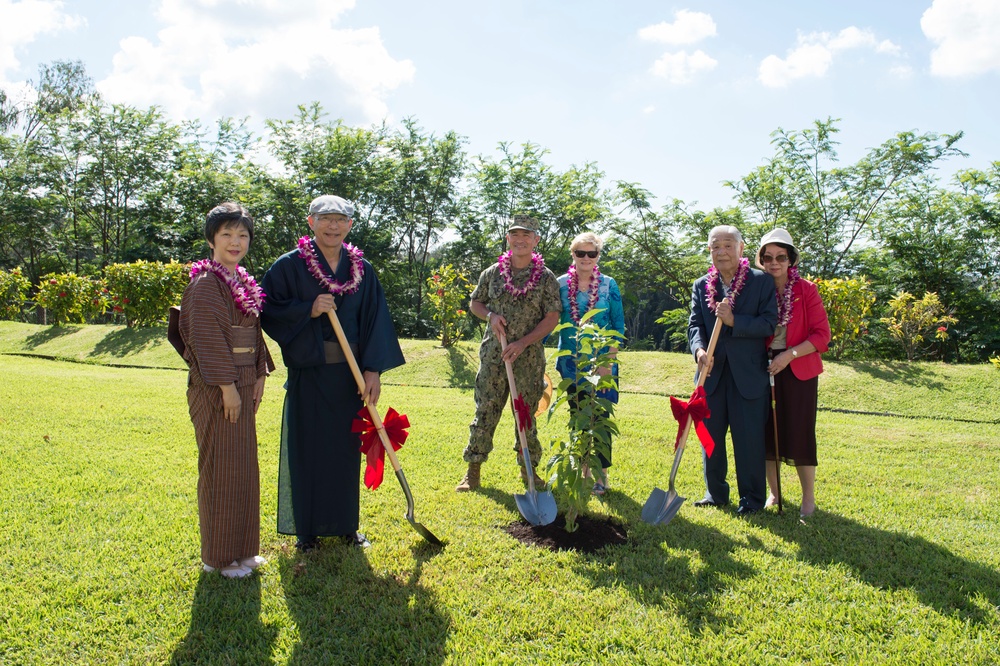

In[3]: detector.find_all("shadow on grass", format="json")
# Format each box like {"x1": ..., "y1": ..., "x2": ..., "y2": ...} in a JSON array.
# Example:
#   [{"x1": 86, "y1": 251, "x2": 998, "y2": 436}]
[
  {"x1": 281, "y1": 542, "x2": 450, "y2": 664},
  {"x1": 23, "y1": 325, "x2": 83, "y2": 348},
  {"x1": 89, "y1": 326, "x2": 168, "y2": 359},
  {"x1": 767, "y1": 510, "x2": 1000, "y2": 626},
  {"x1": 574, "y1": 489, "x2": 759, "y2": 633},
  {"x1": 169, "y1": 573, "x2": 277, "y2": 664},
  {"x1": 849, "y1": 361, "x2": 946, "y2": 391},
  {"x1": 445, "y1": 345, "x2": 478, "y2": 388}
]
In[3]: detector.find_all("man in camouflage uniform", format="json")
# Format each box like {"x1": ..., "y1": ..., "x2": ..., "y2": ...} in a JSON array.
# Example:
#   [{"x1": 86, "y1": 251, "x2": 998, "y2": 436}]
[{"x1": 456, "y1": 215, "x2": 562, "y2": 492}]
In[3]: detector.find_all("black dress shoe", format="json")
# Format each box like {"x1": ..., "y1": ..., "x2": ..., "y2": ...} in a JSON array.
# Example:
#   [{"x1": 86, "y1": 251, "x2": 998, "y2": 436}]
[
  {"x1": 295, "y1": 537, "x2": 319, "y2": 552},
  {"x1": 342, "y1": 532, "x2": 371, "y2": 549},
  {"x1": 736, "y1": 505, "x2": 760, "y2": 516},
  {"x1": 694, "y1": 498, "x2": 721, "y2": 507}
]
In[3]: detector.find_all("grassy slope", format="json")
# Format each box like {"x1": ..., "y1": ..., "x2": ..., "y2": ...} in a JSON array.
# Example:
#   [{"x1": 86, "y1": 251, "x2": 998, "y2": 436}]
[{"x1": 1, "y1": 322, "x2": 998, "y2": 665}]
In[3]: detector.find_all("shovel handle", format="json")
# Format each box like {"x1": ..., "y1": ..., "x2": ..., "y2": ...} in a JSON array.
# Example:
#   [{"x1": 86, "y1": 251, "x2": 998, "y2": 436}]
[
  {"x1": 667, "y1": 316, "x2": 725, "y2": 493},
  {"x1": 498, "y1": 331, "x2": 539, "y2": 495},
  {"x1": 326, "y1": 308, "x2": 402, "y2": 474}
]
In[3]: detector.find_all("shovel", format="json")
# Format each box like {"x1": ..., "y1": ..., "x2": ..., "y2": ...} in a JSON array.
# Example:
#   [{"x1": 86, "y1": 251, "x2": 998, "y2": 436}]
[
  {"x1": 326, "y1": 309, "x2": 444, "y2": 546},
  {"x1": 499, "y1": 332, "x2": 557, "y2": 526},
  {"x1": 641, "y1": 317, "x2": 723, "y2": 525}
]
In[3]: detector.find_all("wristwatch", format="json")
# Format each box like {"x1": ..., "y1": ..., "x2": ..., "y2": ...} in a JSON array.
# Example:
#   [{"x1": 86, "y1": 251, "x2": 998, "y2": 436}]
[{"x1": 790, "y1": 349, "x2": 798, "y2": 358}]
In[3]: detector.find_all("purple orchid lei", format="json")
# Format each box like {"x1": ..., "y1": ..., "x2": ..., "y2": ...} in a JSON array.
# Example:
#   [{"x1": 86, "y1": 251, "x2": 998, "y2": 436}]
[
  {"x1": 189, "y1": 259, "x2": 266, "y2": 317},
  {"x1": 776, "y1": 265, "x2": 800, "y2": 327},
  {"x1": 567, "y1": 264, "x2": 601, "y2": 324},
  {"x1": 298, "y1": 236, "x2": 364, "y2": 296},
  {"x1": 497, "y1": 250, "x2": 544, "y2": 298},
  {"x1": 705, "y1": 257, "x2": 750, "y2": 313}
]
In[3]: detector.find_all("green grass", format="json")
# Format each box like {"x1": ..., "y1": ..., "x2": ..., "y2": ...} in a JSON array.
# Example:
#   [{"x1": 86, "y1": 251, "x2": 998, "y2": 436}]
[{"x1": 1, "y1": 322, "x2": 999, "y2": 664}]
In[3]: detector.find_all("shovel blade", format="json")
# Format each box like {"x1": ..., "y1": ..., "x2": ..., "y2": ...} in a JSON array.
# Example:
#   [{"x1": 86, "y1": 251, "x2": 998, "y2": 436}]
[
  {"x1": 407, "y1": 518, "x2": 446, "y2": 546},
  {"x1": 514, "y1": 490, "x2": 557, "y2": 526},
  {"x1": 641, "y1": 487, "x2": 686, "y2": 525}
]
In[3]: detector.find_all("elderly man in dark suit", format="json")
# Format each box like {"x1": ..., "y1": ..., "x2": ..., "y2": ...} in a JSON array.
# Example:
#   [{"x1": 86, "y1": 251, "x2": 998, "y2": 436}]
[{"x1": 688, "y1": 225, "x2": 777, "y2": 515}]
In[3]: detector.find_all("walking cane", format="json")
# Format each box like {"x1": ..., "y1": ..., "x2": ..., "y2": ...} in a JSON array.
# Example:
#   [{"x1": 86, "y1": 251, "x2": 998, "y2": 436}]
[{"x1": 769, "y1": 359, "x2": 783, "y2": 515}]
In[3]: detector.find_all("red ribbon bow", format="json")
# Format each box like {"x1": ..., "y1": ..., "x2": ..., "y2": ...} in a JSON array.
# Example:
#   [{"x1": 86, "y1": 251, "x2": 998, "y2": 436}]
[
  {"x1": 352, "y1": 406, "x2": 410, "y2": 490},
  {"x1": 669, "y1": 386, "x2": 715, "y2": 458},
  {"x1": 513, "y1": 394, "x2": 533, "y2": 432}
]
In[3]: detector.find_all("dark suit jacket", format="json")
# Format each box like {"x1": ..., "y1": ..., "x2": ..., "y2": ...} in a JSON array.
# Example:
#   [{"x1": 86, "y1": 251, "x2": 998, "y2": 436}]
[{"x1": 688, "y1": 268, "x2": 777, "y2": 400}]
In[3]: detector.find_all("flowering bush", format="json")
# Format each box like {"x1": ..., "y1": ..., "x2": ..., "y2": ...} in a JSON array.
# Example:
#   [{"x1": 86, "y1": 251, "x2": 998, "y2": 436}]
[
  {"x1": 880, "y1": 291, "x2": 958, "y2": 362},
  {"x1": 814, "y1": 276, "x2": 876, "y2": 359},
  {"x1": 546, "y1": 309, "x2": 624, "y2": 533},
  {"x1": 35, "y1": 273, "x2": 108, "y2": 325},
  {"x1": 0, "y1": 267, "x2": 31, "y2": 321},
  {"x1": 104, "y1": 260, "x2": 191, "y2": 327},
  {"x1": 426, "y1": 264, "x2": 471, "y2": 348}
]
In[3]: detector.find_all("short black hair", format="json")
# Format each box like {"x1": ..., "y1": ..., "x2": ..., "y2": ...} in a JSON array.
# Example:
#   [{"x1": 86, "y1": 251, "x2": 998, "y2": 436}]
[{"x1": 205, "y1": 202, "x2": 254, "y2": 244}]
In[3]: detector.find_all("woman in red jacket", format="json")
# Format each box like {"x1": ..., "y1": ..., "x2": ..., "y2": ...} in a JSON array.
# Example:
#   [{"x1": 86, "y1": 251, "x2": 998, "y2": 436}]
[{"x1": 757, "y1": 229, "x2": 831, "y2": 517}]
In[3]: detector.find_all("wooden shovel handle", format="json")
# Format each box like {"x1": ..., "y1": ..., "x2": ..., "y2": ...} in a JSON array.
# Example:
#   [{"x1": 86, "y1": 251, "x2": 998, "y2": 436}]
[
  {"x1": 675, "y1": 318, "x2": 724, "y2": 451},
  {"x1": 326, "y1": 308, "x2": 402, "y2": 474}
]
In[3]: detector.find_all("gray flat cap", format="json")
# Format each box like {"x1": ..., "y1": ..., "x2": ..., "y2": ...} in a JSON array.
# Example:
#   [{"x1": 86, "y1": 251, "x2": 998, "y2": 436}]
[{"x1": 308, "y1": 195, "x2": 355, "y2": 218}]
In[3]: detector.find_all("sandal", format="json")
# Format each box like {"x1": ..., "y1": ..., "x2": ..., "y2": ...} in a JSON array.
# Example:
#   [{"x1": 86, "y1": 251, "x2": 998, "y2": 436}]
[
  {"x1": 591, "y1": 482, "x2": 606, "y2": 496},
  {"x1": 203, "y1": 561, "x2": 253, "y2": 579}
]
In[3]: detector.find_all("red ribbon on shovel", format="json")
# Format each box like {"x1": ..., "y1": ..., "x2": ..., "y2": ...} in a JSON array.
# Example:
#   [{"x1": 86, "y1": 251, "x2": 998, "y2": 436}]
[
  {"x1": 669, "y1": 386, "x2": 715, "y2": 458},
  {"x1": 513, "y1": 394, "x2": 533, "y2": 432},
  {"x1": 352, "y1": 406, "x2": 410, "y2": 489}
]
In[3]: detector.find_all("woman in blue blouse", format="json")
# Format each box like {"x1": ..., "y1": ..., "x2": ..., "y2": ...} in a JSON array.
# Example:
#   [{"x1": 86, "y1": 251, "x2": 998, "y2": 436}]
[{"x1": 556, "y1": 232, "x2": 625, "y2": 494}]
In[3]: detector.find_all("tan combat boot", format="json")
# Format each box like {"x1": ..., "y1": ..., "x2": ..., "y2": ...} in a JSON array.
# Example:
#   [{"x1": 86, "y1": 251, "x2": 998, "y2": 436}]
[{"x1": 455, "y1": 462, "x2": 481, "y2": 492}]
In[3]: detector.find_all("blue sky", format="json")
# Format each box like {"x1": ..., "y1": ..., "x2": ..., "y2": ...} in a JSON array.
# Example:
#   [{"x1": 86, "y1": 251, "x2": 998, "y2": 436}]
[{"x1": 2, "y1": 0, "x2": 998, "y2": 210}]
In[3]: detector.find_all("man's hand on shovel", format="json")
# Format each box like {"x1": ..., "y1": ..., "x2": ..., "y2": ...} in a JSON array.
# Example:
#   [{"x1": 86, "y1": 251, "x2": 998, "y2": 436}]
[{"x1": 361, "y1": 370, "x2": 381, "y2": 406}]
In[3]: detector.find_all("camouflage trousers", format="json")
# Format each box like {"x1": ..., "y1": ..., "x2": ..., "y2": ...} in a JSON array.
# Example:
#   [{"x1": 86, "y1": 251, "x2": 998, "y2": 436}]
[{"x1": 463, "y1": 352, "x2": 546, "y2": 468}]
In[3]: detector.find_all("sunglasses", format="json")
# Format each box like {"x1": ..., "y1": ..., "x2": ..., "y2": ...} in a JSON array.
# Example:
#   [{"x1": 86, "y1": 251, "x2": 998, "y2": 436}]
[
  {"x1": 574, "y1": 250, "x2": 599, "y2": 258},
  {"x1": 762, "y1": 254, "x2": 789, "y2": 264}
]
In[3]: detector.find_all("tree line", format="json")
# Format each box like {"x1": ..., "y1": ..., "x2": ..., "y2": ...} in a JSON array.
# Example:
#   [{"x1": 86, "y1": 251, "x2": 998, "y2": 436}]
[{"x1": 2, "y1": 61, "x2": 999, "y2": 361}]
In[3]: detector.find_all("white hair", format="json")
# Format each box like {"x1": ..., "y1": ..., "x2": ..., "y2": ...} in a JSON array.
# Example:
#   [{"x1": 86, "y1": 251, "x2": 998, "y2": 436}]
[{"x1": 707, "y1": 225, "x2": 744, "y2": 245}]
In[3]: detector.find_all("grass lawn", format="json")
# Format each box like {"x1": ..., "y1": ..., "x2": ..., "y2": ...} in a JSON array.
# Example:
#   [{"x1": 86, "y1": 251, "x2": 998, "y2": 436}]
[{"x1": 1, "y1": 321, "x2": 999, "y2": 664}]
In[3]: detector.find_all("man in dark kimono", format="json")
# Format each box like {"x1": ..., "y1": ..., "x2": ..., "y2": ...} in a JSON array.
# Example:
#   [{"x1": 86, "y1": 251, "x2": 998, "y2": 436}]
[
  {"x1": 688, "y1": 225, "x2": 776, "y2": 516},
  {"x1": 261, "y1": 194, "x2": 404, "y2": 551}
]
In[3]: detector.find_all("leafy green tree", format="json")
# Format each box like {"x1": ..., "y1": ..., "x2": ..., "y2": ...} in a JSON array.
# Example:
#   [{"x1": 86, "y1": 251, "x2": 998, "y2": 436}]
[{"x1": 728, "y1": 118, "x2": 965, "y2": 278}]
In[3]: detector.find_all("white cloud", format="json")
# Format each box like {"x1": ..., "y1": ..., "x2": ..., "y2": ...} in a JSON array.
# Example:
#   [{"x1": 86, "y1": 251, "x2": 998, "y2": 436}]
[
  {"x1": 638, "y1": 10, "x2": 716, "y2": 45},
  {"x1": 651, "y1": 50, "x2": 717, "y2": 85},
  {"x1": 922, "y1": 0, "x2": 1000, "y2": 77},
  {"x1": 758, "y1": 26, "x2": 902, "y2": 88},
  {"x1": 641, "y1": 105, "x2": 655, "y2": 115},
  {"x1": 0, "y1": 0, "x2": 84, "y2": 81},
  {"x1": 96, "y1": 0, "x2": 415, "y2": 124}
]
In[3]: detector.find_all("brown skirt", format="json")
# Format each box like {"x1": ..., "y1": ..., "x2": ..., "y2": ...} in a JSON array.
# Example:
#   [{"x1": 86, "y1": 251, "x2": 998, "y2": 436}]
[{"x1": 765, "y1": 359, "x2": 819, "y2": 467}]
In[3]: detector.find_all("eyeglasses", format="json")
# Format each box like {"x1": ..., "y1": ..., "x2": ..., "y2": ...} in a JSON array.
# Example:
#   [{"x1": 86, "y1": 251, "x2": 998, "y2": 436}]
[
  {"x1": 762, "y1": 254, "x2": 789, "y2": 264},
  {"x1": 574, "y1": 250, "x2": 599, "y2": 258}
]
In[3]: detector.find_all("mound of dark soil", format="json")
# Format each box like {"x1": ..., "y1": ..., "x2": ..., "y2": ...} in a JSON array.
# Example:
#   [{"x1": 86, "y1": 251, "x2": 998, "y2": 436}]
[{"x1": 504, "y1": 515, "x2": 628, "y2": 553}]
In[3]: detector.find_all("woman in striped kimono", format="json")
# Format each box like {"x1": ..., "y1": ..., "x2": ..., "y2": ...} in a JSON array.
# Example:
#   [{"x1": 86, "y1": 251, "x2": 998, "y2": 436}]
[{"x1": 179, "y1": 202, "x2": 270, "y2": 578}]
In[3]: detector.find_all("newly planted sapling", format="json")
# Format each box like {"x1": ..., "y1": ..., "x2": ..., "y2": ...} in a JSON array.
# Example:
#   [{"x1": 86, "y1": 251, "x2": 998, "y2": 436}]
[{"x1": 546, "y1": 308, "x2": 623, "y2": 532}]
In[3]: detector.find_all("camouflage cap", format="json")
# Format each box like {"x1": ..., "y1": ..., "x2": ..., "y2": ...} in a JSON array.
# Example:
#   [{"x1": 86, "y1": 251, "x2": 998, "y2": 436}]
[{"x1": 507, "y1": 214, "x2": 540, "y2": 234}]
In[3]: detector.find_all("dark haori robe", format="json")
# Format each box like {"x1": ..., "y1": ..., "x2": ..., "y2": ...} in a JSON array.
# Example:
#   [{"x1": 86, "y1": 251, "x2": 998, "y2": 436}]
[
  {"x1": 179, "y1": 272, "x2": 270, "y2": 569},
  {"x1": 261, "y1": 241, "x2": 404, "y2": 538}
]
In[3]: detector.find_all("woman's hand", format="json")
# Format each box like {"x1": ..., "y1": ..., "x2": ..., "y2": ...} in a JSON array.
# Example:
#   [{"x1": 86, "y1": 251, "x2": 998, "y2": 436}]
[
  {"x1": 252, "y1": 376, "x2": 265, "y2": 414},
  {"x1": 768, "y1": 351, "x2": 792, "y2": 376},
  {"x1": 221, "y1": 383, "x2": 241, "y2": 423}
]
